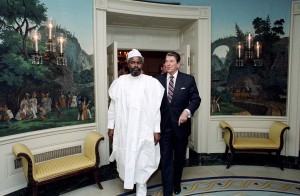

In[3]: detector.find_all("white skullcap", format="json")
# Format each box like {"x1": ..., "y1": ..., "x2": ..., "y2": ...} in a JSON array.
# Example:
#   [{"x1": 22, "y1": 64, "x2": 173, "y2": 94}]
[{"x1": 127, "y1": 49, "x2": 144, "y2": 61}]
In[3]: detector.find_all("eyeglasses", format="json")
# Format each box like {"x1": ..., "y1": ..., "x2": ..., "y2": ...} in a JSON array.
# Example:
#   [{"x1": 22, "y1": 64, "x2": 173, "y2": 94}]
[{"x1": 129, "y1": 61, "x2": 143, "y2": 65}]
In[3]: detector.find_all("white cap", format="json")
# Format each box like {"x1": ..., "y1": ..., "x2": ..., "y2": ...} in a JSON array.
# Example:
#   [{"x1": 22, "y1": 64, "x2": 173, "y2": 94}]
[{"x1": 127, "y1": 49, "x2": 144, "y2": 61}]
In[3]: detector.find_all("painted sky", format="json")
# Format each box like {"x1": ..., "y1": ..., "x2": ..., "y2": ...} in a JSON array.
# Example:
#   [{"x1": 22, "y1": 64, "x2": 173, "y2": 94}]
[
  {"x1": 40, "y1": 0, "x2": 294, "y2": 57},
  {"x1": 151, "y1": 0, "x2": 293, "y2": 58},
  {"x1": 41, "y1": 0, "x2": 93, "y2": 55},
  {"x1": 151, "y1": 0, "x2": 293, "y2": 40},
  {"x1": 184, "y1": 0, "x2": 293, "y2": 41}
]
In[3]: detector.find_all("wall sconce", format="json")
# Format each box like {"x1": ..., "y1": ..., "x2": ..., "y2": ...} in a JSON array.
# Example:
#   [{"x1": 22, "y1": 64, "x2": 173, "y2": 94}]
[
  {"x1": 236, "y1": 33, "x2": 262, "y2": 67},
  {"x1": 31, "y1": 19, "x2": 67, "y2": 66}
]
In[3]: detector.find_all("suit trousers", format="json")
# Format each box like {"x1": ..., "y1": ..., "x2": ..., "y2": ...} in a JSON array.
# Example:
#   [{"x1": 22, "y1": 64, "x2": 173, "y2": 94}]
[{"x1": 160, "y1": 127, "x2": 188, "y2": 196}]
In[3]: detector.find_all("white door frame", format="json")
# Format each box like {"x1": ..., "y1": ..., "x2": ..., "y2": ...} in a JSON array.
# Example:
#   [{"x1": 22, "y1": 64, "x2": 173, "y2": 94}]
[{"x1": 95, "y1": 0, "x2": 211, "y2": 164}]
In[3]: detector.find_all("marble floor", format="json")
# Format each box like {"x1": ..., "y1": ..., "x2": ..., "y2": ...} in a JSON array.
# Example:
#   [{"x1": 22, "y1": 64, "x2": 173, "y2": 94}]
[
  {"x1": 61, "y1": 151, "x2": 300, "y2": 196},
  {"x1": 8, "y1": 151, "x2": 300, "y2": 196},
  {"x1": 62, "y1": 165, "x2": 300, "y2": 196}
]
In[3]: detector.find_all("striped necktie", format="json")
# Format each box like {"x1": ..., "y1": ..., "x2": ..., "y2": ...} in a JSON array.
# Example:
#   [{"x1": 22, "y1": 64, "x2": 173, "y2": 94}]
[{"x1": 168, "y1": 76, "x2": 174, "y2": 103}]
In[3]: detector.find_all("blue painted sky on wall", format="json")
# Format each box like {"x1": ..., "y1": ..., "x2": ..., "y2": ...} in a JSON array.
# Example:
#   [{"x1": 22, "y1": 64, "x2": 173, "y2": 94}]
[
  {"x1": 40, "y1": 0, "x2": 294, "y2": 56},
  {"x1": 147, "y1": 0, "x2": 293, "y2": 41},
  {"x1": 146, "y1": 0, "x2": 293, "y2": 58},
  {"x1": 41, "y1": 0, "x2": 93, "y2": 55}
]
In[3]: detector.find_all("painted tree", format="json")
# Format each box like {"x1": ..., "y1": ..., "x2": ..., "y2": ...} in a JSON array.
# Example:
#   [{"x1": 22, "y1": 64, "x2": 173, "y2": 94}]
[
  {"x1": 0, "y1": 0, "x2": 47, "y2": 58},
  {"x1": 0, "y1": 0, "x2": 51, "y2": 111},
  {"x1": 235, "y1": 23, "x2": 244, "y2": 42},
  {"x1": 252, "y1": 15, "x2": 285, "y2": 68}
]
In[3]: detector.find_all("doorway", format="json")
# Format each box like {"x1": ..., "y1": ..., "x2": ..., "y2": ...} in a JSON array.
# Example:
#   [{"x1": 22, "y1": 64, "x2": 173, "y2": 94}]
[
  {"x1": 118, "y1": 50, "x2": 166, "y2": 77},
  {"x1": 95, "y1": 0, "x2": 211, "y2": 164}
]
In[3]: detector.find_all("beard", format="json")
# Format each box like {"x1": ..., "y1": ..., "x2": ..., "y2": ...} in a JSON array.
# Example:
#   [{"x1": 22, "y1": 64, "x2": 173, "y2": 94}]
[{"x1": 130, "y1": 67, "x2": 141, "y2": 77}]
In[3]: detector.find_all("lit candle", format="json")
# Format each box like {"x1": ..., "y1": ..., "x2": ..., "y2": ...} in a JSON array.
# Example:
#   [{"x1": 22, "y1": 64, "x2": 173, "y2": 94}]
[
  {"x1": 60, "y1": 41, "x2": 63, "y2": 53},
  {"x1": 59, "y1": 37, "x2": 64, "y2": 53},
  {"x1": 247, "y1": 34, "x2": 252, "y2": 49},
  {"x1": 238, "y1": 43, "x2": 241, "y2": 58},
  {"x1": 256, "y1": 41, "x2": 260, "y2": 58},
  {"x1": 34, "y1": 34, "x2": 38, "y2": 52},
  {"x1": 48, "y1": 22, "x2": 53, "y2": 40}
]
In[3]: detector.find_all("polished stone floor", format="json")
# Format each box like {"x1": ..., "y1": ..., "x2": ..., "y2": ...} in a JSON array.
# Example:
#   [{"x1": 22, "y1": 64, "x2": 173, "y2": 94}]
[
  {"x1": 7, "y1": 151, "x2": 300, "y2": 196},
  {"x1": 63, "y1": 165, "x2": 300, "y2": 196}
]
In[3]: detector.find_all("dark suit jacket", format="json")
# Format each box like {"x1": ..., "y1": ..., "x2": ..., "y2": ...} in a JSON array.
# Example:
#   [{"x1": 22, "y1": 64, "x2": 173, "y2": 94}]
[{"x1": 156, "y1": 72, "x2": 201, "y2": 138}]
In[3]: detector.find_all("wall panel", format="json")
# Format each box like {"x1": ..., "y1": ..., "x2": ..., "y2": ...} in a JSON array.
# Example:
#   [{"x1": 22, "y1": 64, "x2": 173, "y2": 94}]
[
  {"x1": 107, "y1": 26, "x2": 178, "y2": 50},
  {"x1": 0, "y1": 125, "x2": 97, "y2": 195}
]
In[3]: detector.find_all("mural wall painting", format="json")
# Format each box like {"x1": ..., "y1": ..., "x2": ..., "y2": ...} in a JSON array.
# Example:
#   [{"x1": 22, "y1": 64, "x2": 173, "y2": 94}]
[
  {"x1": 0, "y1": 0, "x2": 94, "y2": 136},
  {"x1": 211, "y1": 16, "x2": 288, "y2": 116},
  {"x1": 0, "y1": 0, "x2": 292, "y2": 136}
]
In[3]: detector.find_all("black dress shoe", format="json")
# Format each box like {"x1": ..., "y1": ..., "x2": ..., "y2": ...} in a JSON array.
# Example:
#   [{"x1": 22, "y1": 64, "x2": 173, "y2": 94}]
[{"x1": 174, "y1": 186, "x2": 181, "y2": 195}]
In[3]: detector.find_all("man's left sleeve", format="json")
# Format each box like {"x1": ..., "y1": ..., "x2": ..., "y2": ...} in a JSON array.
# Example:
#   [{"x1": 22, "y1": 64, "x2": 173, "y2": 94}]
[{"x1": 187, "y1": 76, "x2": 201, "y2": 115}]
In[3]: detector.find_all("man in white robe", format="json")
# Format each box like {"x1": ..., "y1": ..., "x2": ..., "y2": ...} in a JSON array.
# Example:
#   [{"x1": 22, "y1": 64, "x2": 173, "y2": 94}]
[{"x1": 107, "y1": 49, "x2": 164, "y2": 196}]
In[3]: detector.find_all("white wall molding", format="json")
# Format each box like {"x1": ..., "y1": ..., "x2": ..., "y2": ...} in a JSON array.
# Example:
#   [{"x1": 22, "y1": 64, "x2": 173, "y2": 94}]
[
  {"x1": 0, "y1": 127, "x2": 95, "y2": 195},
  {"x1": 286, "y1": 0, "x2": 300, "y2": 156},
  {"x1": 292, "y1": 1, "x2": 300, "y2": 13},
  {"x1": 95, "y1": 0, "x2": 107, "y2": 10},
  {"x1": 108, "y1": 0, "x2": 209, "y2": 19}
]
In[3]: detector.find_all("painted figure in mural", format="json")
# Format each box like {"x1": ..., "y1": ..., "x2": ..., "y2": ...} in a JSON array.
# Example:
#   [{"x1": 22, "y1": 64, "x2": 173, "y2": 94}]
[
  {"x1": 25, "y1": 92, "x2": 30, "y2": 103},
  {"x1": 75, "y1": 97, "x2": 91, "y2": 120},
  {"x1": 70, "y1": 94, "x2": 77, "y2": 108},
  {"x1": 75, "y1": 98, "x2": 92, "y2": 120},
  {"x1": 77, "y1": 96, "x2": 83, "y2": 120},
  {"x1": 0, "y1": 104, "x2": 14, "y2": 127},
  {"x1": 81, "y1": 102, "x2": 88, "y2": 120},
  {"x1": 15, "y1": 107, "x2": 26, "y2": 121},
  {"x1": 87, "y1": 101, "x2": 92, "y2": 119},
  {"x1": 67, "y1": 92, "x2": 72, "y2": 109},
  {"x1": 41, "y1": 93, "x2": 47, "y2": 113},
  {"x1": 45, "y1": 93, "x2": 52, "y2": 113},
  {"x1": 55, "y1": 101, "x2": 63, "y2": 118},
  {"x1": 29, "y1": 92, "x2": 38, "y2": 114},
  {"x1": 41, "y1": 93, "x2": 52, "y2": 114},
  {"x1": 156, "y1": 51, "x2": 201, "y2": 195},
  {"x1": 216, "y1": 96, "x2": 221, "y2": 112},
  {"x1": 27, "y1": 104, "x2": 37, "y2": 119},
  {"x1": 59, "y1": 94, "x2": 66, "y2": 110},
  {"x1": 107, "y1": 49, "x2": 164, "y2": 195},
  {"x1": 20, "y1": 96, "x2": 29, "y2": 112},
  {"x1": 37, "y1": 104, "x2": 47, "y2": 121},
  {"x1": 76, "y1": 94, "x2": 82, "y2": 107},
  {"x1": 211, "y1": 96, "x2": 221, "y2": 113},
  {"x1": 17, "y1": 95, "x2": 37, "y2": 120}
]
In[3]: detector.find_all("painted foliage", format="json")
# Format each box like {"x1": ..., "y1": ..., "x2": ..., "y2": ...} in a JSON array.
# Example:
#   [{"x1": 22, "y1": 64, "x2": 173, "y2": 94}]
[
  {"x1": 209, "y1": 1, "x2": 291, "y2": 116},
  {"x1": 0, "y1": 0, "x2": 94, "y2": 136}
]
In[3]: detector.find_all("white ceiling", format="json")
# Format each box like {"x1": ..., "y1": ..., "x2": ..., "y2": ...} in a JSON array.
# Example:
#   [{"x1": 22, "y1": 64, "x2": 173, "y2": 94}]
[{"x1": 107, "y1": 12, "x2": 194, "y2": 29}]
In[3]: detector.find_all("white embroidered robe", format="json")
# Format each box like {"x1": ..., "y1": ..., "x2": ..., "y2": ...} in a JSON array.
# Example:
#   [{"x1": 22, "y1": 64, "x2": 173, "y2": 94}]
[{"x1": 107, "y1": 74, "x2": 164, "y2": 189}]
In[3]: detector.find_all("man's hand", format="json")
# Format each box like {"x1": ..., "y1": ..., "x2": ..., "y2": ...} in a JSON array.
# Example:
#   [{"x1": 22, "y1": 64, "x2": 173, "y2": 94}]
[
  {"x1": 178, "y1": 110, "x2": 189, "y2": 126},
  {"x1": 107, "y1": 129, "x2": 114, "y2": 138},
  {"x1": 154, "y1": 132, "x2": 161, "y2": 145}
]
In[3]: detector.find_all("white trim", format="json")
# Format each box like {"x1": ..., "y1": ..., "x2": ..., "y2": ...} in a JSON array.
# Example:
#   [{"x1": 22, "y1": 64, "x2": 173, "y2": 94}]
[{"x1": 286, "y1": 0, "x2": 300, "y2": 156}]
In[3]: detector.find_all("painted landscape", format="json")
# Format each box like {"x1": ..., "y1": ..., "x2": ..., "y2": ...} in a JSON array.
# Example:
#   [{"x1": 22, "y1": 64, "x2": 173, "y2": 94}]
[{"x1": 0, "y1": 0, "x2": 95, "y2": 136}]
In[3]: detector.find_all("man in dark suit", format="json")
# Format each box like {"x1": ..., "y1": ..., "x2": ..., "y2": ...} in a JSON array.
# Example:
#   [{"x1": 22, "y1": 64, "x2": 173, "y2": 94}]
[{"x1": 156, "y1": 51, "x2": 201, "y2": 195}]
